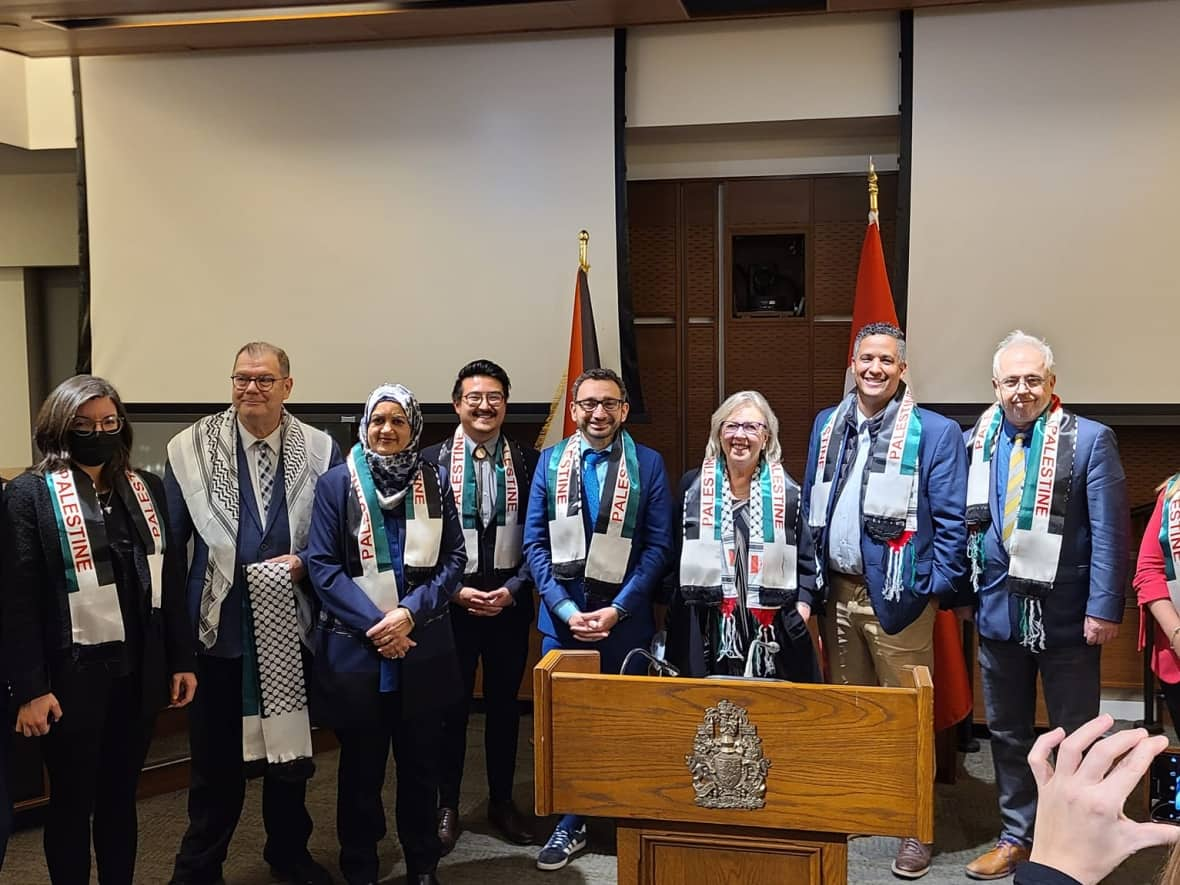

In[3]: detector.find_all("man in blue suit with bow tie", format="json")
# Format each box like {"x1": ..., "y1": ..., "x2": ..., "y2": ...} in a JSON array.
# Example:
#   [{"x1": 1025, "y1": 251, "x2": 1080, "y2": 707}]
[
  {"x1": 524, "y1": 367, "x2": 674, "y2": 873},
  {"x1": 961, "y1": 330, "x2": 1129, "y2": 881}
]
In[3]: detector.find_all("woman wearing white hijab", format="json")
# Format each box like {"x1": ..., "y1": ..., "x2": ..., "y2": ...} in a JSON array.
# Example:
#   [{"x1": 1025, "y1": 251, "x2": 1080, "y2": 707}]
[{"x1": 306, "y1": 383, "x2": 465, "y2": 885}]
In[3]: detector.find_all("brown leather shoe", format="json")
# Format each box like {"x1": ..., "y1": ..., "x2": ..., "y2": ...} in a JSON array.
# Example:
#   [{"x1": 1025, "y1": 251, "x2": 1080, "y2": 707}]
[
  {"x1": 965, "y1": 839, "x2": 1030, "y2": 880},
  {"x1": 891, "y1": 837, "x2": 932, "y2": 880},
  {"x1": 488, "y1": 799, "x2": 533, "y2": 845},
  {"x1": 437, "y1": 807, "x2": 460, "y2": 857}
]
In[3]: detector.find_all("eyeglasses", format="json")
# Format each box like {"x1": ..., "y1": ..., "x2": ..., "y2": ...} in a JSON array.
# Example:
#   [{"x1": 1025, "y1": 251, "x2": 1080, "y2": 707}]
[
  {"x1": 369, "y1": 415, "x2": 410, "y2": 430},
  {"x1": 461, "y1": 392, "x2": 505, "y2": 407},
  {"x1": 230, "y1": 374, "x2": 288, "y2": 392},
  {"x1": 574, "y1": 398, "x2": 625, "y2": 414},
  {"x1": 71, "y1": 416, "x2": 124, "y2": 437},
  {"x1": 997, "y1": 375, "x2": 1046, "y2": 391},
  {"x1": 721, "y1": 421, "x2": 767, "y2": 438}
]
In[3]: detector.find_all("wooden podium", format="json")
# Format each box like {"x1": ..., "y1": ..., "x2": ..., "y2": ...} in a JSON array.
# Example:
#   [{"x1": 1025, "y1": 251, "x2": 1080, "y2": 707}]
[{"x1": 534, "y1": 650, "x2": 933, "y2": 885}]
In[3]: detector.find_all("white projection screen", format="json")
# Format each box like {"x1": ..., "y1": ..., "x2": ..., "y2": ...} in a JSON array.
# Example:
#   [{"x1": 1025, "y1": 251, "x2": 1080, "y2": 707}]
[
  {"x1": 906, "y1": 0, "x2": 1180, "y2": 405},
  {"x1": 81, "y1": 32, "x2": 619, "y2": 404}
]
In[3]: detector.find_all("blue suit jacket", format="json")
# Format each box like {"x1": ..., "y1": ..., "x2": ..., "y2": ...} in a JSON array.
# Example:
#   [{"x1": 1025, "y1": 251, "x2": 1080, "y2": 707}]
[
  {"x1": 304, "y1": 460, "x2": 466, "y2": 723},
  {"x1": 967, "y1": 414, "x2": 1129, "y2": 648},
  {"x1": 801, "y1": 404, "x2": 969, "y2": 635},
  {"x1": 163, "y1": 432, "x2": 343, "y2": 658},
  {"x1": 523, "y1": 436, "x2": 674, "y2": 666}
]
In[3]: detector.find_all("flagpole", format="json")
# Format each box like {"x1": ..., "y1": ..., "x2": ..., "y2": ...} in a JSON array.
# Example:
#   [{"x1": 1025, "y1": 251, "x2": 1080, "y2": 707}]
[
  {"x1": 536, "y1": 231, "x2": 592, "y2": 449},
  {"x1": 867, "y1": 157, "x2": 879, "y2": 224}
]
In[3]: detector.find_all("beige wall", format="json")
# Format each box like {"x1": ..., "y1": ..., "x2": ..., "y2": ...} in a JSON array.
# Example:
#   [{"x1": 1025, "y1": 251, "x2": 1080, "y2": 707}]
[
  {"x1": 0, "y1": 51, "x2": 74, "y2": 150},
  {"x1": 0, "y1": 173, "x2": 78, "y2": 266},
  {"x1": 0, "y1": 269, "x2": 32, "y2": 470},
  {"x1": 626, "y1": 14, "x2": 899, "y2": 129}
]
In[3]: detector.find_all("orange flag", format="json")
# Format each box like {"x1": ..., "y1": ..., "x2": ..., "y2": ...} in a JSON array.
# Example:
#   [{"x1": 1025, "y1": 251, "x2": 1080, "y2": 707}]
[
  {"x1": 849, "y1": 211, "x2": 973, "y2": 731},
  {"x1": 538, "y1": 265, "x2": 601, "y2": 449}
]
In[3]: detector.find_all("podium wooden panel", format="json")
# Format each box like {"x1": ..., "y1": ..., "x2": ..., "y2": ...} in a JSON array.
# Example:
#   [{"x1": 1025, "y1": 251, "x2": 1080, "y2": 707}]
[{"x1": 534, "y1": 650, "x2": 933, "y2": 885}]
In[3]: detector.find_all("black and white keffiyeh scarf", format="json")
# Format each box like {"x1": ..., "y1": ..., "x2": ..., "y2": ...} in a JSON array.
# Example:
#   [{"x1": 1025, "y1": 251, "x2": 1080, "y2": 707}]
[
  {"x1": 167, "y1": 406, "x2": 334, "y2": 648},
  {"x1": 679, "y1": 458, "x2": 800, "y2": 676},
  {"x1": 359, "y1": 384, "x2": 423, "y2": 507}
]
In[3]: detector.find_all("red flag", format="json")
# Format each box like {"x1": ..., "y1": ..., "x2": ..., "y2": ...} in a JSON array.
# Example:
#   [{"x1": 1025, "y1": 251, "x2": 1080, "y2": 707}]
[
  {"x1": 538, "y1": 266, "x2": 601, "y2": 448},
  {"x1": 848, "y1": 213, "x2": 973, "y2": 732}
]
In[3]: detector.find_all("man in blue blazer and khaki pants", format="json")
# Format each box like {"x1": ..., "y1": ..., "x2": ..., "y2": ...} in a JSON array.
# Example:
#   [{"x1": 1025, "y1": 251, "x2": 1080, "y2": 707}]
[
  {"x1": 962, "y1": 331, "x2": 1128, "y2": 880},
  {"x1": 524, "y1": 367, "x2": 674, "y2": 874},
  {"x1": 801, "y1": 322, "x2": 969, "y2": 881}
]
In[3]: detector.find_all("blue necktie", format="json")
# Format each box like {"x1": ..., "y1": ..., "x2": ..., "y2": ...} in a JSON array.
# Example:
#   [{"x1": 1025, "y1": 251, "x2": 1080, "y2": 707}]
[{"x1": 583, "y1": 450, "x2": 607, "y2": 523}]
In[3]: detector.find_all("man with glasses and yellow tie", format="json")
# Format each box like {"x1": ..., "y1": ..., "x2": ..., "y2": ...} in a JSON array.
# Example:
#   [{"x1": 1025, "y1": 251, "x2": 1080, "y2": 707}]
[
  {"x1": 961, "y1": 330, "x2": 1129, "y2": 881},
  {"x1": 421, "y1": 359, "x2": 539, "y2": 854},
  {"x1": 165, "y1": 342, "x2": 342, "y2": 885},
  {"x1": 523, "y1": 367, "x2": 674, "y2": 872}
]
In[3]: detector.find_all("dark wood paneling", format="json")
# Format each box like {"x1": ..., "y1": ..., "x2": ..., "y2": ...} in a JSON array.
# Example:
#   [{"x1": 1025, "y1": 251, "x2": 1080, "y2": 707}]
[
  {"x1": 685, "y1": 323, "x2": 718, "y2": 472},
  {"x1": 683, "y1": 183, "x2": 719, "y2": 318},
  {"x1": 1114, "y1": 426, "x2": 1180, "y2": 509},
  {"x1": 725, "y1": 321, "x2": 813, "y2": 477},
  {"x1": 630, "y1": 324, "x2": 682, "y2": 478},
  {"x1": 725, "y1": 179, "x2": 812, "y2": 227},
  {"x1": 629, "y1": 181, "x2": 680, "y2": 318}
]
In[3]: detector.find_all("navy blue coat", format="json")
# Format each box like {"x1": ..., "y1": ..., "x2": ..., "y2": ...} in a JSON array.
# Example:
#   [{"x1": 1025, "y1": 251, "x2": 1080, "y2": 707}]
[
  {"x1": 801, "y1": 404, "x2": 969, "y2": 635},
  {"x1": 523, "y1": 436, "x2": 674, "y2": 671},
  {"x1": 966, "y1": 415, "x2": 1129, "y2": 648},
  {"x1": 164, "y1": 434, "x2": 342, "y2": 658},
  {"x1": 305, "y1": 459, "x2": 466, "y2": 725}
]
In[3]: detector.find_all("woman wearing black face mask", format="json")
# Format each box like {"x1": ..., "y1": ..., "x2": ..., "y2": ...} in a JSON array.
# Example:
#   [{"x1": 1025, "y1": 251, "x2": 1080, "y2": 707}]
[{"x1": 0, "y1": 375, "x2": 197, "y2": 885}]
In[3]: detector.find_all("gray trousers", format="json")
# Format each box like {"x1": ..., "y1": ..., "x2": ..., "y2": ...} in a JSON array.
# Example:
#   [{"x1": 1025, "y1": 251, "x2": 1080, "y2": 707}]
[{"x1": 978, "y1": 636, "x2": 1101, "y2": 844}]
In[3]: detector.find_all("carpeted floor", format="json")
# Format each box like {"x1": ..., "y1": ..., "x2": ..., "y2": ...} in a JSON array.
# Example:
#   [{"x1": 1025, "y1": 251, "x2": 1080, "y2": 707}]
[{"x1": 0, "y1": 715, "x2": 1170, "y2": 884}]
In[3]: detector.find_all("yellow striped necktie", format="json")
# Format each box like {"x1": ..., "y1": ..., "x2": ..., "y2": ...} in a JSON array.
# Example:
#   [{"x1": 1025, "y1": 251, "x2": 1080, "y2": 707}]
[{"x1": 1002, "y1": 433, "x2": 1026, "y2": 544}]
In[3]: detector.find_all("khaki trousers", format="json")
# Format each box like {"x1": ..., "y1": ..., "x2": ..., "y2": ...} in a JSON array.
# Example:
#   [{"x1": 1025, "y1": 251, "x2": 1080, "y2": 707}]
[{"x1": 822, "y1": 571, "x2": 936, "y2": 688}]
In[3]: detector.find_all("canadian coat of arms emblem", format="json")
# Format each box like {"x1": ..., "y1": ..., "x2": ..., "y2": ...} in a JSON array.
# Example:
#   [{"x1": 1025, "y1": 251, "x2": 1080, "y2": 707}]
[{"x1": 684, "y1": 699, "x2": 770, "y2": 809}]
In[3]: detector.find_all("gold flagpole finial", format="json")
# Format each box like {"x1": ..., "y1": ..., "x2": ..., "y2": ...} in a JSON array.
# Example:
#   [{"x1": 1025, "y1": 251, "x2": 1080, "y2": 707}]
[
  {"x1": 867, "y1": 157, "x2": 879, "y2": 217},
  {"x1": 578, "y1": 230, "x2": 590, "y2": 273}
]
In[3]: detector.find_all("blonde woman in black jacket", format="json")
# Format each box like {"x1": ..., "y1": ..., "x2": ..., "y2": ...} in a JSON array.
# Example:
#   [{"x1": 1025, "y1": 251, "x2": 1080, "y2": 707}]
[{"x1": 1, "y1": 375, "x2": 196, "y2": 885}]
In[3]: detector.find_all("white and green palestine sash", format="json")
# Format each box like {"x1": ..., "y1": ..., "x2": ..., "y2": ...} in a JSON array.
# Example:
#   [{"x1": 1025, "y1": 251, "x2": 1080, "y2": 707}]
[
  {"x1": 547, "y1": 430, "x2": 641, "y2": 599},
  {"x1": 347, "y1": 443, "x2": 444, "y2": 613},
  {"x1": 807, "y1": 386, "x2": 922, "y2": 601},
  {"x1": 447, "y1": 427, "x2": 522, "y2": 575},
  {"x1": 1159, "y1": 474, "x2": 1180, "y2": 611},
  {"x1": 46, "y1": 467, "x2": 166, "y2": 646},
  {"x1": 965, "y1": 395, "x2": 1076, "y2": 651}
]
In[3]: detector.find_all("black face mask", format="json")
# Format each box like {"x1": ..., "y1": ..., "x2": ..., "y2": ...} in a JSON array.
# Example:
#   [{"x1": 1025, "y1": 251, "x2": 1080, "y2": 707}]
[{"x1": 68, "y1": 431, "x2": 123, "y2": 468}]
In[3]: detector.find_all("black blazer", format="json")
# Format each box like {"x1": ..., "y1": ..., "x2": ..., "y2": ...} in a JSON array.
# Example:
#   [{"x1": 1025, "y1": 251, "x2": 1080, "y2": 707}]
[
  {"x1": 0, "y1": 469, "x2": 194, "y2": 710},
  {"x1": 420, "y1": 433, "x2": 538, "y2": 609}
]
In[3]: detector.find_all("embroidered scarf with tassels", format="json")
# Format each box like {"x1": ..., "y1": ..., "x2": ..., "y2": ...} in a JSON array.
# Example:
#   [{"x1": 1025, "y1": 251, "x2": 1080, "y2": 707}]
[
  {"x1": 965, "y1": 395, "x2": 1075, "y2": 652},
  {"x1": 1159, "y1": 474, "x2": 1180, "y2": 613},
  {"x1": 546, "y1": 430, "x2": 641, "y2": 602},
  {"x1": 807, "y1": 385, "x2": 922, "y2": 602},
  {"x1": 447, "y1": 427, "x2": 522, "y2": 574},
  {"x1": 679, "y1": 458, "x2": 799, "y2": 677}
]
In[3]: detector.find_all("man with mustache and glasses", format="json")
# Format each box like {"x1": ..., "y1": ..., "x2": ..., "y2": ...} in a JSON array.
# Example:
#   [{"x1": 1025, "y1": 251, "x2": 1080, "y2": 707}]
[
  {"x1": 523, "y1": 367, "x2": 674, "y2": 872},
  {"x1": 801, "y1": 322, "x2": 968, "y2": 880},
  {"x1": 421, "y1": 360, "x2": 539, "y2": 854},
  {"x1": 960, "y1": 330, "x2": 1128, "y2": 881}
]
